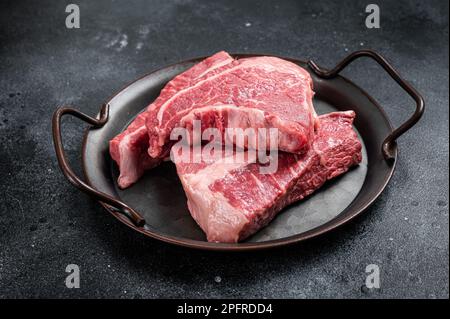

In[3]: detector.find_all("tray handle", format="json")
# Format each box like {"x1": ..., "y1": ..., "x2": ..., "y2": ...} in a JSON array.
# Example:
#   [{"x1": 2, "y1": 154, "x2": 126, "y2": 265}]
[
  {"x1": 307, "y1": 49, "x2": 424, "y2": 161},
  {"x1": 52, "y1": 104, "x2": 146, "y2": 227}
]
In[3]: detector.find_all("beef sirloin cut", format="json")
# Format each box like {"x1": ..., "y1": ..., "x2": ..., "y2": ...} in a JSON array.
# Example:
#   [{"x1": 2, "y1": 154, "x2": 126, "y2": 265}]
[
  {"x1": 110, "y1": 51, "x2": 235, "y2": 188},
  {"x1": 146, "y1": 54, "x2": 316, "y2": 159},
  {"x1": 173, "y1": 112, "x2": 362, "y2": 243}
]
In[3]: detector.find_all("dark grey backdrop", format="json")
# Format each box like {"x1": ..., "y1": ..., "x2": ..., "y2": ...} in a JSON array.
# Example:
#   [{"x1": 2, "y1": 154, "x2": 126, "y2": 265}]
[{"x1": 0, "y1": 0, "x2": 448, "y2": 298}]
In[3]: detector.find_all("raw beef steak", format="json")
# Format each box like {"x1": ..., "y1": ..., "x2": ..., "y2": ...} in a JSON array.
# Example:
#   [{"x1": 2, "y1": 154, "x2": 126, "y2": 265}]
[{"x1": 173, "y1": 111, "x2": 362, "y2": 243}]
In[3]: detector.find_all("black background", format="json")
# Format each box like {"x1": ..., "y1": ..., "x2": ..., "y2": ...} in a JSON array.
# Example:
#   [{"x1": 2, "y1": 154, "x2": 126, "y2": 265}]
[{"x1": 0, "y1": 0, "x2": 448, "y2": 298}]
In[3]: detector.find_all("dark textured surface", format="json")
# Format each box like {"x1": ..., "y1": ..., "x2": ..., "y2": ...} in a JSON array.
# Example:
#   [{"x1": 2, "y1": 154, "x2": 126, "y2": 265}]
[{"x1": 0, "y1": 0, "x2": 448, "y2": 299}]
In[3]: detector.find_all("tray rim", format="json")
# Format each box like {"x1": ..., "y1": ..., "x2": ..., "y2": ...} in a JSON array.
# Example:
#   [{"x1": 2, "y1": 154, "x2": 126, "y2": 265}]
[{"x1": 81, "y1": 53, "x2": 398, "y2": 251}]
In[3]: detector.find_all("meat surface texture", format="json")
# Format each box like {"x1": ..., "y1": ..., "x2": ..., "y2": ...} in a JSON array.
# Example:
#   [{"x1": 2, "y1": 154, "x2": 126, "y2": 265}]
[
  {"x1": 179, "y1": 104, "x2": 311, "y2": 153},
  {"x1": 146, "y1": 53, "x2": 316, "y2": 159},
  {"x1": 110, "y1": 51, "x2": 235, "y2": 188},
  {"x1": 173, "y1": 111, "x2": 362, "y2": 243}
]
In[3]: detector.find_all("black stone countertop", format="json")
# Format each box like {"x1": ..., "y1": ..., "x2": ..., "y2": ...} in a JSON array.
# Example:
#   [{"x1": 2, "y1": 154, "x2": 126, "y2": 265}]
[{"x1": 0, "y1": 0, "x2": 448, "y2": 298}]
